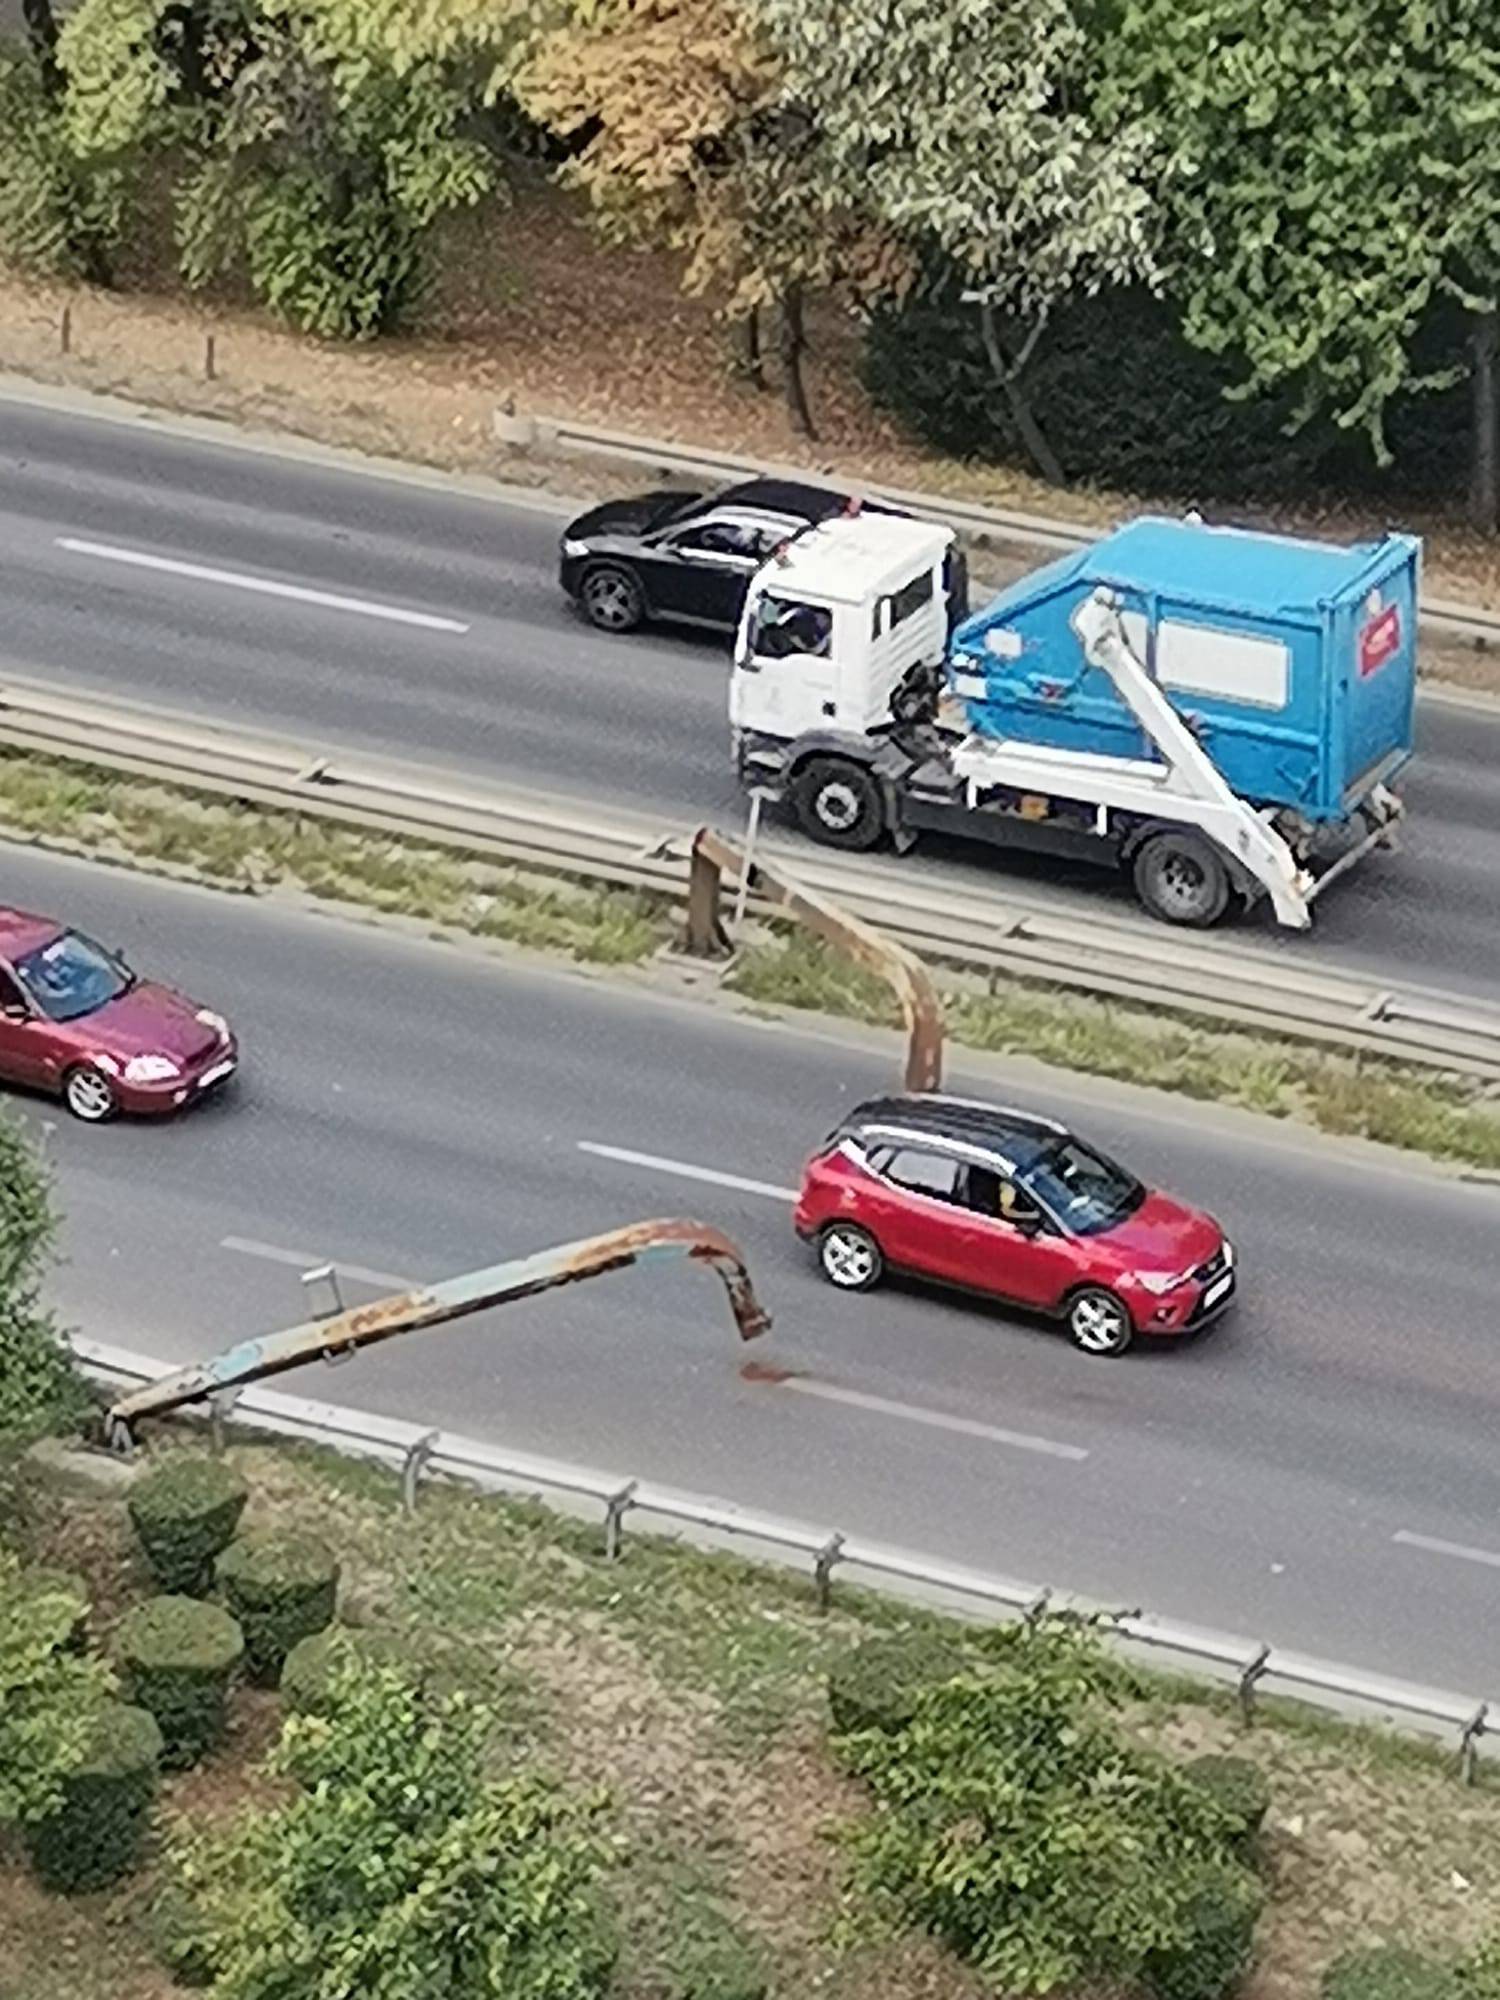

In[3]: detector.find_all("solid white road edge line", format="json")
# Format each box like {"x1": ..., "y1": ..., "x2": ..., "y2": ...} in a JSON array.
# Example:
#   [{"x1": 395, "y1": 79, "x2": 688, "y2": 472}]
[
  {"x1": 1392, "y1": 1529, "x2": 1500, "y2": 1570},
  {"x1": 221, "y1": 1235, "x2": 416, "y2": 1295},
  {"x1": 577, "y1": 1139, "x2": 798, "y2": 1202},
  {"x1": 782, "y1": 1377, "x2": 1088, "y2": 1461},
  {"x1": 55, "y1": 536, "x2": 470, "y2": 633}
]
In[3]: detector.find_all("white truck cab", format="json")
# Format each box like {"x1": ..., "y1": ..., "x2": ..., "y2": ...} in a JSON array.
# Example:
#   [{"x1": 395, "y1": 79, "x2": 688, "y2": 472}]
[{"x1": 731, "y1": 513, "x2": 953, "y2": 742}]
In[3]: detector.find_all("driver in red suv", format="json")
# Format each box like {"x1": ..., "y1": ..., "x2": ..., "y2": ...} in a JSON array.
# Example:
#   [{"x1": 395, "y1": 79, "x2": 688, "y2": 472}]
[{"x1": 794, "y1": 1093, "x2": 1235, "y2": 1356}]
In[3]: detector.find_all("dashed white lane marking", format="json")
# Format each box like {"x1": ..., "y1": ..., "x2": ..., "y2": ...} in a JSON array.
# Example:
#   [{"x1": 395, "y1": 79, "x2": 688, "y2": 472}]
[
  {"x1": 221, "y1": 1234, "x2": 416, "y2": 1294},
  {"x1": 780, "y1": 1376, "x2": 1088, "y2": 1460},
  {"x1": 577, "y1": 1140, "x2": 798, "y2": 1203},
  {"x1": 56, "y1": 537, "x2": 470, "y2": 633},
  {"x1": 1393, "y1": 1529, "x2": 1500, "y2": 1571}
]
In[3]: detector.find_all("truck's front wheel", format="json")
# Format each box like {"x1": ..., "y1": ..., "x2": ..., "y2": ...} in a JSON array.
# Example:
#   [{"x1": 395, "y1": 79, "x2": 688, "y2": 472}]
[
  {"x1": 1132, "y1": 829, "x2": 1230, "y2": 927},
  {"x1": 791, "y1": 758, "x2": 885, "y2": 851}
]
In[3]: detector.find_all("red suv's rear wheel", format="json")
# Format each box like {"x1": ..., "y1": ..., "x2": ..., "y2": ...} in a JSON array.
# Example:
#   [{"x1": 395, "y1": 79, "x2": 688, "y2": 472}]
[{"x1": 818, "y1": 1223, "x2": 884, "y2": 1292}]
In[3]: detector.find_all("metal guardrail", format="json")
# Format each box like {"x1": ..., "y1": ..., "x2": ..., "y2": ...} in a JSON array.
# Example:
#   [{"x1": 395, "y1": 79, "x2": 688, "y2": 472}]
[
  {"x1": 500, "y1": 410, "x2": 1500, "y2": 656},
  {"x1": 3, "y1": 672, "x2": 1499, "y2": 1080},
  {"x1": 69, "y1": 1333, "x2": 1494, "y2": 1778}
]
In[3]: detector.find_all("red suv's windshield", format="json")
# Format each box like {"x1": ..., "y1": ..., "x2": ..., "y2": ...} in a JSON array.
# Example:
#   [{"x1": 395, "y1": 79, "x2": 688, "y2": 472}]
[
  {"x1": 1014, "y1": 1136, "x2": 1145, "y2": 1236},
  {"x1": 14, "y1": 931, "x2": 132, "y2": 1023}
]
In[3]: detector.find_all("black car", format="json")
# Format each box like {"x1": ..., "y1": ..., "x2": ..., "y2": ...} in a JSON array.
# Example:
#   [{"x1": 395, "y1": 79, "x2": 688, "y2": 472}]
[{"x1": 558, "y1": 478, "x2": 910, "y2": 636}]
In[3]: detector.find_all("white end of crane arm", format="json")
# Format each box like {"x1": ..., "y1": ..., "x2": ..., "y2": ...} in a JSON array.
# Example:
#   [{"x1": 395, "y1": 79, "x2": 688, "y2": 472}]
[{"x1": 1069, "y1": 588, "x2": 1315, "y2": 929}]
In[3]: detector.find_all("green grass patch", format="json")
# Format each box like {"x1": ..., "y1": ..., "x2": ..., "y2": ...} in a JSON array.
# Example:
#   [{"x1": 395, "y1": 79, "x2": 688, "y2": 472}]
[
  {"x1": 727, "y1": 931, "x2": 1500, "y2": 1173},
  {"x1": 0, "y1": 750, "x2": 665, "y2": 967}
]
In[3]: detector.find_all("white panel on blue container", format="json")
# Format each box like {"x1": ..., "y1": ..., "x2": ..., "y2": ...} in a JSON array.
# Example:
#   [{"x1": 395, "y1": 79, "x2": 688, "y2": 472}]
[{"x1": 1157, "y1": 622, "x2": 1290, "y2": 710}]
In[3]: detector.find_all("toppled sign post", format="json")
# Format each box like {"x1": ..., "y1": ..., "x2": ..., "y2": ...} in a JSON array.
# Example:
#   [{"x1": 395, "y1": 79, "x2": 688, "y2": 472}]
[
  {"x1": 106, "y1": 1218, "x2": 771, "y2": 1448},
  {"x1": 683, "y1": 823, "x2": 945, "y2": 1094}
]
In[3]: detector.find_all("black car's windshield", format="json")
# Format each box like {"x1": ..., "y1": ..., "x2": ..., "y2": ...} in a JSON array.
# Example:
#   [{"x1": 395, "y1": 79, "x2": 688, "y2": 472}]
[
  {"x1": 1014, "y1": 1137, "x2": 1145, "y2": 1236},
  {"x1": 13, "y1": 930, "x2": 132, "y2": 1023}
]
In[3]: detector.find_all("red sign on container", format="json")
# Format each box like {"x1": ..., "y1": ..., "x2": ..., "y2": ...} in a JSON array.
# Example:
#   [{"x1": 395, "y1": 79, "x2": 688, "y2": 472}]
[{"x1": 1359, "y1": 604, "x2": 1401, "y2": 677}]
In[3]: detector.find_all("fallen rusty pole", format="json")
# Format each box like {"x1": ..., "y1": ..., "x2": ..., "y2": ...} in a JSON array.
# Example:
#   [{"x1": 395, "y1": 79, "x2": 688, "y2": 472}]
[
  {"x1": 105, "y1": 1218, "x2": 770, "y2": 1447},
  {"x1": 684, "y1": 825, "x2": 945, "y2": 1093}
]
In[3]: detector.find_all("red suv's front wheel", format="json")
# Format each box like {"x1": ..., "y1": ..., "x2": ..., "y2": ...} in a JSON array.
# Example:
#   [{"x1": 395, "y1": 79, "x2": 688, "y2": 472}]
[{"x1": 1066, "y1": 1287, "x2": 1133, "y2": 1356}]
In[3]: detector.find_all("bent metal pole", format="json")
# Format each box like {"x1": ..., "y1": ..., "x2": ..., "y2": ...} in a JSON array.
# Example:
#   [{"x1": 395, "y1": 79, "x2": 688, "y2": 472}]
[{"x1": 106, "y1": 1217, "x2": 771, "y2": 1446}]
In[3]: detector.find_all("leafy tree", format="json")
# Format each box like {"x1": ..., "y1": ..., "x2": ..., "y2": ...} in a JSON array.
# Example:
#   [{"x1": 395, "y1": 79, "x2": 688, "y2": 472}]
[
  {"x1": 748, "y1": 0, "x2": 1160, "y2": 482},
  {"x1": 0, "y1": 1113, "x2": 90, "y2": 1445},
  {"x1": 58, "y1": 0, "x2": 511, "y2": 338},
  {"x1": 166, "y1": 1658, "x2": 614, "y2": 1999},
  {"x1": 1097, "y1": 0, "x2": 1500, "y2": 526},
  {"x1": 0, "y1": 30, "x2": 126, "y2": 282},
  {"x1": 839, "y1": 1622, "x2": 1261, "y2": 1996},
  {"x1": 0, "y1": 1550, "x2": 115, "y2": 1826},
  {"x1": 516, "y1": 0, "x2": 902, "y2": 437}
]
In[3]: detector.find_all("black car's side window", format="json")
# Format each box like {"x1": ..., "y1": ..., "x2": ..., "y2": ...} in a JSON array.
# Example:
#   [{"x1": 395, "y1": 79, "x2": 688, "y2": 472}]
[
  {"x1": 881, "y1": 1147, "x2": 963, "y2": 1204},
  {"x1": 672, "y1": 521, "x2": 758, "y2": 560}
]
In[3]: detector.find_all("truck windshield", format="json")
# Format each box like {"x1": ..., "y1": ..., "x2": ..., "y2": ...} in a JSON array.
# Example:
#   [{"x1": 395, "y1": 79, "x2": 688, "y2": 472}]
[
  {"x1": 750, "y1": 595, "x2": 832, "y2": 660},
  {"x1": 1014, "y1": 1137, "x2": 1145, "y2": 1236}
]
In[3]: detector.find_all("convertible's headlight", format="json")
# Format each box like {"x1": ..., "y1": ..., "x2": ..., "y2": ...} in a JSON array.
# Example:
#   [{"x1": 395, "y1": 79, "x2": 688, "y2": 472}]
[
  {"x1": 561, "y1": 538, "x2": 590, "y2": 558},
  {"x1": 123, "y1": 1053, "x2": 180, "y2": 1083},
  {"x1": 196, "y1": 1008, "x2": 229, "y2": 1038},
  {"x1": 1136, "y1": 1268, "x2": 1192, "y2": 1296}
]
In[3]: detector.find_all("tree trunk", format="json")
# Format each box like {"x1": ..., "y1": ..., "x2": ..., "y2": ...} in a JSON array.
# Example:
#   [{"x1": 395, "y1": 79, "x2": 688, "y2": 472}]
[
  {"x1": 779, "y1": 285, "x2": 816, "y2": 441},
  {"x1": 978, "y1": 301, "x2": 1066, "y2": 488},
  {"x1": 738, "y1": 307, "x2": 765, "y2": 392},
  {"x1": 1470, "y1": 306, "x2": 1499, "y2": 533},
  {"x1": 22, "y1": 0, "x2": 61, "y2": 97}
]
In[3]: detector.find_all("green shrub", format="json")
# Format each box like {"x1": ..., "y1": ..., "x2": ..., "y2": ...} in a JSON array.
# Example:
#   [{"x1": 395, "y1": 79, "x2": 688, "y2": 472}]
[
  {"x1": 119, "y1": 1595, "x2": 243, "y2": 1769},
  {"x1": 164, "y1": 1658, "x2": 614, "y2": 2000},
  {"x1": 280, "y1": 1624, "x2": 410, "y2": 1713},
  {"x1": 150, "y1": 1883, "x2": 220, "y2": 1989},
  {"x1": 22, "y1": 1700, "x2": 162, "y2": 1893},
  {"x1": 18, "y1": 1566, "x2": 89, "y2": 1651},
  {"x1": 128, "y1": 1457, "x2": 248, "y2": 1595},
  {"x1": 1461, "y1": 1935, "x2": 1500, "y2": 1997},
  {"x1": 1322, "y1": 1945, "x2": 1460, "y2": 1999},
  {"x1": 0, "y1": 1548, "x2": 115, "y2": 1825},
  {"x1": 215, "y1": 1532, "x2": 339, "y2": 1687},
  {"x1": 827, "y1": 1631, "x2": 968, "y2": 1737},
  {"x1": 0, "y1": 1112, "x2": 91, "y2": 1445},
  {"x1": 1144, "y1": 1857, "x2": 1265, "y2": 2000},
  {"x1": 841, "y1": 1628, "x2": 1264, "y2": 1996},
  {"x1": 1184, "y1": 1754, "x2": 1272, "y2": 1851},
  {"x1": 660, "y1": 1896, "x2": 768, "y2": 2000}
]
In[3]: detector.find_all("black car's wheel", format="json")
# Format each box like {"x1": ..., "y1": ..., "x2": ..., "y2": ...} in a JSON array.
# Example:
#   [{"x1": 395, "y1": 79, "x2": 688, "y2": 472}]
[
  {"x1": 791, "y1": 757, "x2": 885, "y2": 851},
  {"x1": 1131, "y1": 830, "x2": 1230, "y2": 927},
  {"x1": 1066, "y1": 1287, "x2": 1134, "y2": 1356},
  {"x1": 64, "y1": 1065, "x2": 118, "y2": 1123},
  {"x1": 818, "y1": 1223, "x2": 884, "y2": 1292},
  {"x1": 579, "y1": 563, "x2": 646, "y2": 634}
]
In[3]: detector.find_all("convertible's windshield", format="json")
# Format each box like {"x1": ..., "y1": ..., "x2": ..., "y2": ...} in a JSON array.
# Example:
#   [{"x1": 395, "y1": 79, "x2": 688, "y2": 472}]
[
  {"x1": 13, "y1": 930, "x2": 132, "y2": 1023},
  {"x1": 1014, "y1": 1136, "x2": 1145, "y2": 1236}
]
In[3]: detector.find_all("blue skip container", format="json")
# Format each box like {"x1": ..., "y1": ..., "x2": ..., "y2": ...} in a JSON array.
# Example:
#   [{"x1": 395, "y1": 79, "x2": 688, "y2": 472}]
[{"x1": 949, "y1": 517, "x2": 1421, "y2": 823}]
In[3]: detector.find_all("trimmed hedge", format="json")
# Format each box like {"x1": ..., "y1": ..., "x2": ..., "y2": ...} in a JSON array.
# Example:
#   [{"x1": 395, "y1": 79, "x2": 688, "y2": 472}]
[
  {"x1": 119, "y1": 1595, "x2": 243, "y2": 1769},
  {"x1": 215, "y1": 1531, "x2": 339, "y2": 1687},
  {"x1": 20, "y1": 1566, "x2": 90, "y2": 1651},
  {"x1": 827, "y1": 1632, "x2": 969, "y2": 1737},
  {"x1": 280, "y1": 1624, "x2": 410, "y2": 1713},
  {"x1": 128, "y1": 1457, "x2": 248, "y2": 1595},
  {"x1": 22, "y1": 1700, "x2": 163, "y2": 1893},
  {"x1": 1184, "y1": 1753, "x2": 1273, "y2": 1851},
  {"x1": 1321, "y1": 1946, "x2": 1461, "y2": 2000},
  {"x1": 1144, "y1": 1857, "x2": 1264, "y2": 2000}
]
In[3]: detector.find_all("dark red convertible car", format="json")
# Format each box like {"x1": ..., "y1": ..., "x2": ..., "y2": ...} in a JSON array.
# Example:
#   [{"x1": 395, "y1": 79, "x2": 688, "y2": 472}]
[{"x1": 0, "y1": 907, "x2": 237, "y2": 1123}]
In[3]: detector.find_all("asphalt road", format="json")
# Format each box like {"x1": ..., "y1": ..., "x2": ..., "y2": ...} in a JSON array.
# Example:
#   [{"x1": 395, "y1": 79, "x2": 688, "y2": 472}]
[
  {"x1": 0, "y1": 390, "x2": 1498, "y2": 1001},
  {"x1": 10, "y1": 842, "x2": 1497, "y2": 1695}
]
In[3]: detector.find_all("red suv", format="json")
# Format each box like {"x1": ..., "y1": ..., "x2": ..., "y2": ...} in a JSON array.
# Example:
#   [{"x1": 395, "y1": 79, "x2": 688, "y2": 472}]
[
  {"x1": 0, "y1": 909, "x2": 237, "y2": 1123},
  {"x1": 794, "y1": 1094, "x2": 1235, "y2": 1355}
]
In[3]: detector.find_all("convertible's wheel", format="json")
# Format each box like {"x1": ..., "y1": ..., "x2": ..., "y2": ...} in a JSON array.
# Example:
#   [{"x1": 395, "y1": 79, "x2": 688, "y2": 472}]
[
  {"x1": 579, "y1": 563, "x2": 645, "y2": 634},
  {"x1": 64, "y1": 1065, "x2": 118, "y2": 1123}
]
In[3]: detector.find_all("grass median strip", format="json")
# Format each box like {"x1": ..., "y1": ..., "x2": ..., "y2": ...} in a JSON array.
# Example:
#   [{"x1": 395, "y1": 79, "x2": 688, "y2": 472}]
[
  {"x1": 1, "y1": 745, "x2": 1497, "y2": 1173},
  {"x1": 9, "y1": 1433, "x2": 1500, "y2": 2000}
]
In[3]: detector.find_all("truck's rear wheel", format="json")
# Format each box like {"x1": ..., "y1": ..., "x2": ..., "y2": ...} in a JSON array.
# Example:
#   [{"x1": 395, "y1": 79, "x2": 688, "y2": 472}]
[
  {"x1": 1132, "y1": 830, "x2": 1230, "y2": 927},
  {"x1": 791, "y1": 758, "x2": 885, "y2": 851}
]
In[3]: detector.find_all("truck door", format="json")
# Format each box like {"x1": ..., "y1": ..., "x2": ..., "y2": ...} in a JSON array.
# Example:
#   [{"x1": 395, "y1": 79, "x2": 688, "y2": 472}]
[{"x1": 732, "y1": 591, "x2": 838, "y2": 737}]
